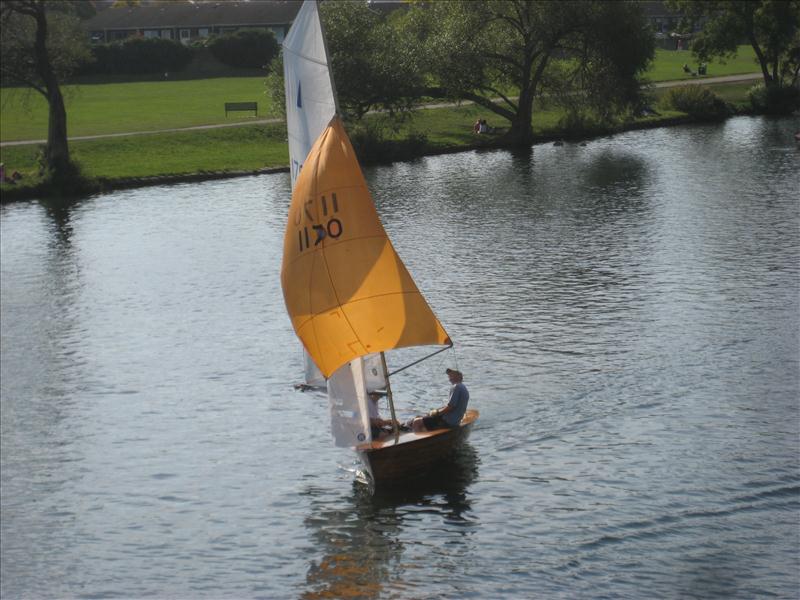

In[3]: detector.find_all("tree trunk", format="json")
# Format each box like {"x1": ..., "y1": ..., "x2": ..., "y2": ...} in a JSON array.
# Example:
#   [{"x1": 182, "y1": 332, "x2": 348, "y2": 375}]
[
  {"x1": 45, "y1": 84, "x2": 70, "y2": 175},
  {"x1": 31, "y1": 1, "x2": 71, "y2": 177},
  {"x1": 507, "y1": 95, "x2": 534, "y2": 146}
]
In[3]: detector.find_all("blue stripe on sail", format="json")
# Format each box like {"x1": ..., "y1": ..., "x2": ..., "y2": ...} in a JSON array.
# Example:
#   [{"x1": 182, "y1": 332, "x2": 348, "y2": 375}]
[{"x1": 297, "y1": 81, "x2": 302, "y2": 108}]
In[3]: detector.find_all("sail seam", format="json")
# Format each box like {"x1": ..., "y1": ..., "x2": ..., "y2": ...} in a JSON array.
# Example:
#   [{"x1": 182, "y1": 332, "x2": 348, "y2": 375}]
[
  {"x1": 282, "y1": 234, "x2": 389, "y2": 267},
  {"x1": 282, "y1": 45, "x2": 329, "y2": 68},
  {"x1": 292, "y1": 290, "x2": 440, "y2": 331}
]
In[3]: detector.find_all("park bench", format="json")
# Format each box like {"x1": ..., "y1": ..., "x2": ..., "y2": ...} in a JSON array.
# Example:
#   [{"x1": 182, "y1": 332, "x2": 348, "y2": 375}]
[{"x1": 225, "y1": 101, "x2": 258, "y2": 117}]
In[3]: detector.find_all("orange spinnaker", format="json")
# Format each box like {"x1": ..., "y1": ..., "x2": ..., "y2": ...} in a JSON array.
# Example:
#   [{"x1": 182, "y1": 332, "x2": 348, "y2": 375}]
[{"x1": 281, "y1": 116, "x2": 450, "y2": 377}]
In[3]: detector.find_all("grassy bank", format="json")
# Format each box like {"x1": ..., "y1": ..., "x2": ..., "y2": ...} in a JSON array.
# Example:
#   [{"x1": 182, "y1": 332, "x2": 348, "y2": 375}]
[{"x1": 2, "y1": 80, "x2": 758, "y2": 202}]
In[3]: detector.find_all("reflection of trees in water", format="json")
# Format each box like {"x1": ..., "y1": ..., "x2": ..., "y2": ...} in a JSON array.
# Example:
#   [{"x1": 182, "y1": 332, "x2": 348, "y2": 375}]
[
  {"x1": 40, "y1": 197, "x2": 80, "y2": 248},
  {"x1": 301, "y1": 444, "x2": 479, "y2": 599},
  {"x1": 581, "y1": 151, "x2": 649, "y2": 211}
]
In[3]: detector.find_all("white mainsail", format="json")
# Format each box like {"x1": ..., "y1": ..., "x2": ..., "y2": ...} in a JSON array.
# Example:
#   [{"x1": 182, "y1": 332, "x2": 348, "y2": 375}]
[
  {"x1": 283, "y1": 0, "x2": 385, "y2": 408},
  {"x1": 283, "y1": 0, "x2": 337, "y2": 188}
]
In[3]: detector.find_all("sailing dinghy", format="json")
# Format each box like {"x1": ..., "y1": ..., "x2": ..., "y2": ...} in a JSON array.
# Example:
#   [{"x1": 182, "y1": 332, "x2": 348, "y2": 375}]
[{"x1": 280, "y1": 0, "x2": 478, "y2": 485}]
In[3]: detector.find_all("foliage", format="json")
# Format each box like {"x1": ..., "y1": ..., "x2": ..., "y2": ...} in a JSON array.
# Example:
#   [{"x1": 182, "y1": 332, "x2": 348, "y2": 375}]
[
  {"x1": 264, "y1": 54, "x2": 285, "y2": 118},
  {"x1": 82, "y1": 37, "x2": 194, "y2": 75},
  {"x1": 320, "y1": 1, "x2": 425, "y2": 120},
  {"x1": 347, "y1": 116, "x2": 428, "y2": 164},
  {"x1": 662, "y1": 84, "x2": 730, "y2": 119},
  {"x1": 746, "y1": 82, "x2": 800, "y2": 114},
  {"x1": 400, "y1": 0, "x2": 655, "y2": 145},
  {"x1": 669, "y1": 0, "x2": 800, "y2": 89},
  {"x1": 207, "y1": 28, "x2": 279, "y2": 70},
  {"x1": 0, "y1": 1, "x2": 91, "y2": 89}
]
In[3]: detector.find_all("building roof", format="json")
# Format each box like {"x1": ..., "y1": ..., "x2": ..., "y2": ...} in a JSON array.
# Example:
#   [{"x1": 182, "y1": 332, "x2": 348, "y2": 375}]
[
  {"x1": 638, "y1": 1, "x2": 683, "y2": 19},
  {"x1": 85, "y1": 0, "x2": 303, "y2": 30}
]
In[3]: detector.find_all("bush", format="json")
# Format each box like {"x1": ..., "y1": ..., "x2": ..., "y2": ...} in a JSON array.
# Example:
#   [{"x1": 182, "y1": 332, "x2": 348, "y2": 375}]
[
  {"x1": 349, "y1": 118, "x2": 428, "y2": 164},
  {"x1": 663, "y1": 85, "x2": 729, "y2": 119},
  {"x1": 207, "y1": 29, "x2": 279, "y2": 69},
  {"x1": 85, "y1": 37, "x2": 194, "y2": 75},
  {"x1": 557, "y1": 110, "x2": 614, "y2": 138},
  {"x1": 747, "y1": 83, "x2": 800, "y2": 115}
]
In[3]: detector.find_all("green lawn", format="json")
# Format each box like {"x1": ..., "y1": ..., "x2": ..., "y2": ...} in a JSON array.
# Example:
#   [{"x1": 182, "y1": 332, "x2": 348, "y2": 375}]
[
  {"x1": 648, "y1": 45, "x2": 758, "y2": 82},
  {"x1": 0, "y1": 77, "x2": 271, "y2": 141},
  {"x1": 0, "y1": 122, "x2": 288, "y2": 181},
  {"x1": 0, "y1": 45, "x2": 762, "y2": 143}
]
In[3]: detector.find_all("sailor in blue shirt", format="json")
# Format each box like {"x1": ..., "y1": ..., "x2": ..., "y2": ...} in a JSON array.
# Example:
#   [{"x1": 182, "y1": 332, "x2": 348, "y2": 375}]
[{"x1": 412, "y1": 368, "x2": 470, "y2": 432}]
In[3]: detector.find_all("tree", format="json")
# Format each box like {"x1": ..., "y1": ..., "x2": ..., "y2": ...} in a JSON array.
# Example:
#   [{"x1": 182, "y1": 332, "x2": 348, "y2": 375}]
[
  {"x1": 265, "y1": 2, "x2": 424, "y2": 123},
  {"x1": 670, "y1": 0, "x2": 800, "y2": 89},
  {"x1": 319, "y1": 1, "x2": 425, "y2": 120},
  {"x1": 0, "y1": 1, "x2": 90, "y2": 181},
  {"x1": 400, "y1": 0, "x2": 655, "y2": 145}
]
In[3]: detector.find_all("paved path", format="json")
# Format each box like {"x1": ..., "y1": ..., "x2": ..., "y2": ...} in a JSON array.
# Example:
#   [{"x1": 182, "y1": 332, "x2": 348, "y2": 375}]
[
  {"x1": 0, "y1": 73, "x2": 762, "y2": 148},
  {"x1": 653, "y1": 72, "x2": 761, "y2": 87}
]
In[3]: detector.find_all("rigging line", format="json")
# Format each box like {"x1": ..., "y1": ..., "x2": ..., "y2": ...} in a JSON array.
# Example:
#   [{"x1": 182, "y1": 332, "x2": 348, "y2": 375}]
[{"x1": 386, "y1": 343, "x2": 453, "y2": 378}]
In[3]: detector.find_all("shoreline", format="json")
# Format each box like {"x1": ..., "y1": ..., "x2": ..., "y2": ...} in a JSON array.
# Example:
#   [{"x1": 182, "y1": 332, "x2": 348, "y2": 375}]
[{"x1": 0, "y1": 112, "x2": 728, "y2": 204}]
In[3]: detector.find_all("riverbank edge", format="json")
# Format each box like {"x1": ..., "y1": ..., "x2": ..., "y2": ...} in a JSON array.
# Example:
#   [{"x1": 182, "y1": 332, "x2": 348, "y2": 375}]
[{"x1": 0, "y1": 111, "x2": 739, "y2": 204}]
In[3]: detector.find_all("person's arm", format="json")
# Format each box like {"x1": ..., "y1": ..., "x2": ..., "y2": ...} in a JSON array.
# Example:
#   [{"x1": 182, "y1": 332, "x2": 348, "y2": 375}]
[{"x1": 429, "y1": 401, "x2": 454, "y2": 416}]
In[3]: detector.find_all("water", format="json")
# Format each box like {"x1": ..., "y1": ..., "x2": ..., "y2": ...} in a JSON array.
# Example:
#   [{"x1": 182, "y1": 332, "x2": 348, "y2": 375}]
[{"x1": 2, "y1": 116, "x2": 798, "y2": 599}]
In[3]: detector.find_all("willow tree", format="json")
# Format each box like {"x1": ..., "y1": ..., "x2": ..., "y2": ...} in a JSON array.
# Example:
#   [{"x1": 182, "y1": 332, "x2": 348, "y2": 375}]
[
  {"x1": 0, "y1": 1, "x2": 90, "y2": 182},
  {"x1": 400, "y1": 0, "x2": 655, "y2": 145}
]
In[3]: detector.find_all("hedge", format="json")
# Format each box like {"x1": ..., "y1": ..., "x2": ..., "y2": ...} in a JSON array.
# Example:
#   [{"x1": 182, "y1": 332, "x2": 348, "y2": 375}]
[{"x1": 206, "y1": 29, "x2": 279, "y2": 69}]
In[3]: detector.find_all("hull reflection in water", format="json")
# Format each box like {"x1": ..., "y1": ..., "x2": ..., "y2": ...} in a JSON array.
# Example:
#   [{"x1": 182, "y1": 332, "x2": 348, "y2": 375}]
[{"x1": 303, "y1": 444, "x2": 479, "y2": 599}]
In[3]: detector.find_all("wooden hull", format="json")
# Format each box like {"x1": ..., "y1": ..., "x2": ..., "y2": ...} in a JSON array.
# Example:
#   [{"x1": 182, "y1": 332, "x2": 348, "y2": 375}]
[{"x1": 356, "y1": 409, "x2": 479, "y2": 486}]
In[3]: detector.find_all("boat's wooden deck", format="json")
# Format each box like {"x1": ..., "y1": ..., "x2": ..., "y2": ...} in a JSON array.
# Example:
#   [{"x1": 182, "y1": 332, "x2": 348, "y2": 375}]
[{"x1": 357, "y1": 409, "x2": 479, "y2": 451}]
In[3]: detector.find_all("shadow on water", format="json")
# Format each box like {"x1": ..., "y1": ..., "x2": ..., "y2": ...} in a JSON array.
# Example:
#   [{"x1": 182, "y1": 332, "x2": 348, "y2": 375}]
[{"x1": 300, "y1": 444, "x2": 479, "y2": 599}]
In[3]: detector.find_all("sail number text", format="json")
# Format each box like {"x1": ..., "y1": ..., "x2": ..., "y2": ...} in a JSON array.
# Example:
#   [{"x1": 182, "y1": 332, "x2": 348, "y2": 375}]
[{"x1": 295, "y1": 193, "x2": 343, "y2": 252}]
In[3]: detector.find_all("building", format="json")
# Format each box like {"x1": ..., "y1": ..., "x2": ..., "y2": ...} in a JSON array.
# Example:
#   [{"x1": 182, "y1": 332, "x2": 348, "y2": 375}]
[
  {"x1": 84, "y1": 0, "x2": 303, "y2": 45},
  {"x1": 639, "y1": 1, "x2": 703, "y2": 50}
]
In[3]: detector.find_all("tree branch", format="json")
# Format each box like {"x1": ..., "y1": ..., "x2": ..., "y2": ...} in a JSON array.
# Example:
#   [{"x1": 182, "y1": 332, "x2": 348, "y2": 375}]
[
  {"x1": 460, "y1": 91, "x2": 517, "y2": 121},
  {"x1": 0, "y1": 65, "x2": 46, "y2": 96}
]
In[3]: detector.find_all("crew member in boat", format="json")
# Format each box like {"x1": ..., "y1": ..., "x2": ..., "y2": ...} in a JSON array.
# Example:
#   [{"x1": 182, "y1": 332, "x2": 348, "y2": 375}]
[
  {"x1": 368, "y1": 392, "x2": 395, "y2": 439},
  {"x1": 411, "y1": 369, "x2": 470, "y2": 432}
]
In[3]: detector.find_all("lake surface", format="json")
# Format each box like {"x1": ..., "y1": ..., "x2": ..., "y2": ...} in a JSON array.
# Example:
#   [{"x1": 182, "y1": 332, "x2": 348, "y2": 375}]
[{"x1": 2, "y1": 116, "x2": 799, "y2": 599}]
